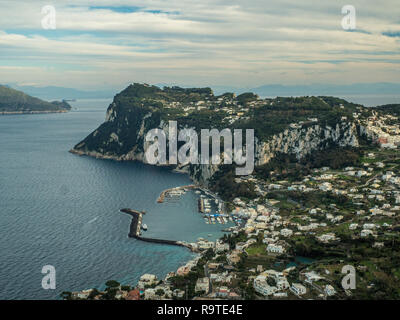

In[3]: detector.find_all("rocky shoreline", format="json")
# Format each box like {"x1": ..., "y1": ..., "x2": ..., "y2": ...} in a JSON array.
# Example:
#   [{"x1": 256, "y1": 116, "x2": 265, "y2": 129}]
[{"x1": 0, "y1": 110, "x2": 69, "y2": 115}]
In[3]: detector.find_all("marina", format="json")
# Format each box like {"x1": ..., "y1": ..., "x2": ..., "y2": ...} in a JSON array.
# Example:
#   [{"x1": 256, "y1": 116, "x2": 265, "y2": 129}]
[
  {"x1": 120, "y1": 208, "x2": 193, "y2": 250},
  {"x1": 157, "y1": 185, "x2": 195, "y2": 203},
  {"x1": 157, "y1": 184, "x2": 234, "y2": 226}
]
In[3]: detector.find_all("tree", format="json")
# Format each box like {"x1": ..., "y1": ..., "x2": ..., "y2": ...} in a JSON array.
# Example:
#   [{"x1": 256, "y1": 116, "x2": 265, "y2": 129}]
[
  {"x1": 88, "y1": 288, "x2": 100, "y2": 300},
  {"x1": 156, "y1": 289, "x2": 165, "y2": 297},
  {"x1": 105, "y1": 280, "x2": 120, "y2": 288}
]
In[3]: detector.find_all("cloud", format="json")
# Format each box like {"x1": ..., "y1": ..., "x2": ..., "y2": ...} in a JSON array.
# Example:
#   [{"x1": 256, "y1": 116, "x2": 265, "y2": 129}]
[{"x1": 0, "y1": 0, "x2": 399, "y2": 89}]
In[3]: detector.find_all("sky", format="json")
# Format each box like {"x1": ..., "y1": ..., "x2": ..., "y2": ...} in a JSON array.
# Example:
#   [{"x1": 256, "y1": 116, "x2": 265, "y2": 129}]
[{"x1": 0, "y1": 0, "x2": 399, "y2": 91}]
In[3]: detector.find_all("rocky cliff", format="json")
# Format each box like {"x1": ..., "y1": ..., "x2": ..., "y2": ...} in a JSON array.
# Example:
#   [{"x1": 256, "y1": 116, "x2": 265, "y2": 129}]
[{"x1": 71, "y1": 84, "x2": 366, "y2": 186}]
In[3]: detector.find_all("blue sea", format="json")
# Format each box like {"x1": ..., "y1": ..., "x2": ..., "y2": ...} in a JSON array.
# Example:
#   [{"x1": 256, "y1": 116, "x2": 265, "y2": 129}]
[{"x1": 0, "y1": 99, "x2": 229, "y2": 300}]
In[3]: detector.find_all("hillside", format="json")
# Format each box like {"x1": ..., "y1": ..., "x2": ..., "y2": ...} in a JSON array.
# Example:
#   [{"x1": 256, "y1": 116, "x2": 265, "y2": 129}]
[
  {"x1": 70, "y1": 83, "x2": 386, "y2": 186},
  {"x1": 374, "y1": 104, "x2": 400, "y2": 117},
  {"x1": 0, "y1": 85, "x2": 71, "y2": 114}
]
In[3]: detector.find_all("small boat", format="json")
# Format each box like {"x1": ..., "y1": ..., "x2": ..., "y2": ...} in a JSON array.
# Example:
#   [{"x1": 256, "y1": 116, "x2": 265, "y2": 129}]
[{"x1": 142, "y1": 224, "x2": 148, "y2": 231}]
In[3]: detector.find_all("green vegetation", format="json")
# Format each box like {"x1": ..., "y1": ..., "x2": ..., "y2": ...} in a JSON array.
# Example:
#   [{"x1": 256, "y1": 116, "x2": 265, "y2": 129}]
[
  {"x1": 236, "y1": 92, "x2": 258, "y2": 105},
  {"x1": 246, "y1": 243, "x2": 267, "y2": 256},
  {"x1": 374, "y1": 104, "x2": 400, "y2": 117},
  {"x1": 0, "y1": 85, "x2": 71, "y2": 113},
  {"x1": 73, "y1": 84, "x2": 366, "y2": 163},
  {"x1": 209, "y1": 165, "x2": 257, "y2": 201},
  {"x1": 234, "y1": 96, "x2": 361, "y2": 141},
  {"x1": 105, "y1": 280, "x2": 120, "y2": 288},
  {"x1": 255, "y1": 147, "x2": 361, "y2": 182}
]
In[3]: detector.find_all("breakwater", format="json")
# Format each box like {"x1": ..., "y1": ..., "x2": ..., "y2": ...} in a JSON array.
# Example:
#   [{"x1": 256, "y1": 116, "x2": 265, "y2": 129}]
[
  {"x1": 157, "y1": 185, "x2": 195, "y2": 203},
  {"x1": 120, "y1": 208, "x2": 193, "y2": 250}
]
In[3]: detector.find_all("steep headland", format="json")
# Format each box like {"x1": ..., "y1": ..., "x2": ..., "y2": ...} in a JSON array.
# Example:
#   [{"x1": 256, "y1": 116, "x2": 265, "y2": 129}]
[
  {"x1": 0, "y1": 85, "x2": 71, "y2": 114},
  {"x1": 70, "y1": 83, "x2": 395, "y2": 187}
]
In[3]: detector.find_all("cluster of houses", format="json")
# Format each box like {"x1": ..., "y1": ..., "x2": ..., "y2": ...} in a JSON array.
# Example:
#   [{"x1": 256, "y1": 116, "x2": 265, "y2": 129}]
[
  {"x1": 70, "y1": 123, "x2": 399, "y2": 300},
  {"x1": 163, "y1": 91, "x2": 265, "y2": 124},
  {"x1": 361, "y1": 111, "x2": 400, "y2": 149},
  {"x1": 251, "y1": 268, "x2": 337, "y2": 299}
]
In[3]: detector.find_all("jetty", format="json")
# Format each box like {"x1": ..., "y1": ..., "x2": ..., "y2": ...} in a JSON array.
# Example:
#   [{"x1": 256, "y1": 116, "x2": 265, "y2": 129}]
[
  {"x1": 120, "y1": 208, "x2": 193, "y2": 250},
  {"x1": 198, "y1": 198, "x2": 205, "y2": 213},
  {"x1": 157, "y1": 185, "x2": 195, "y2": 203}
]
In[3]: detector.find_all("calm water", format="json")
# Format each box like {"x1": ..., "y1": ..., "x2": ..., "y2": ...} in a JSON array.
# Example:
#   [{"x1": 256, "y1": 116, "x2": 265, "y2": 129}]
[{"x1": 0, "y1": 99, "x2": 229, "y2": 300}]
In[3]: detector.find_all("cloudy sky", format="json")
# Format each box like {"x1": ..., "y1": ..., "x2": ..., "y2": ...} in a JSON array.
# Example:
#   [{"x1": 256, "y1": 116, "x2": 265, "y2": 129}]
[{"x1": 0, "y1": 0, "x2": 399, "y2": 90}]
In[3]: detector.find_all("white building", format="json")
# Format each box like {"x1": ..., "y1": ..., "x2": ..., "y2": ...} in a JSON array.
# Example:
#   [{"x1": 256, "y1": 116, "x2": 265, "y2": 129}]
[
  {"x1": 276, "y1": 279, "x2": 290, "y2": 290},
  {"x1": 215, "y1": 241, "x2": 229, "y2": 253},
  {"x1": 363, "y1": 223, "x2": 376, "y2": 230},
  {"x1": 304, "y1": 271, "x2": 324, "y2": 284},
  {"x1": 319, "y1": 182, "x2": 332, "y2": 192},
  {"x1": 253, "y1": 277, "x2": 277, "y2": 296},
  {"x1": 280, "y1": 228, "x2": 293, "y2": 237},
  {"x1": 138, "y1": 274, "x2": 158, "y2": 290},
  {"x1": 266, "y1": 243, "x2": 285, "y2": 254},
  {"x1": 361, "y1": 229, "x2": 374, "y2": 237},
  {"x1": 195, "y1": 277, "x2": 210, "y2": 294},
  {"x1": 197, "y1": 240, "x2": 215, "y2": 251},
  {"x1": 349, "y1": 223, "x2": 358, "y2": 230},
  {"x1": 290, "y1": 283, "x2": 307, "y2": 296},
  {"x1": 144, "y1": 288, "x2": 157, "y2": 300},
  {"x1": 316, "y1": 233, "x2": 336, "y2": 243},
  {"x1": 325, "y1": 285, "x2": 336, "y2": 297}
]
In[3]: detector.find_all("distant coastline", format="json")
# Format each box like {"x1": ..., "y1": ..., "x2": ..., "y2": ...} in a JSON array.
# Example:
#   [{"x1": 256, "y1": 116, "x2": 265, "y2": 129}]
[{"x1": 0, "y1": 110, "x2": 69, "y2": 115}]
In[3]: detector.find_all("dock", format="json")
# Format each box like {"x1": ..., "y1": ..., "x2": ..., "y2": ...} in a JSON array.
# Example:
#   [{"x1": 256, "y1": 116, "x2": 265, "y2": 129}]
[
  {"x1": 120, "y1": 208, "x2": 193, "y2": 250},
  {"x1": 198, "y1": 198, "x2": 205, "y2": 213},
  {"x1": 157, "y1": 185, "x2": 195, "y2": 203}
]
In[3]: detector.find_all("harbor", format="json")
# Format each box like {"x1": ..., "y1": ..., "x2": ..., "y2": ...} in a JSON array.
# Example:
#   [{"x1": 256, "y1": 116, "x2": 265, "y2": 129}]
[
  {"x1": 157, "y1": 185, "x2": 196, "y2": 203},
  {"x1": 119, "y1": 184, "x2": 240, "y2": 252},
  {"x1": 120, "y1": 208, "x2": 193, "y2": 250},
  {"x1": 157, "y1": 184, "x2": 240, "y2": 227}
]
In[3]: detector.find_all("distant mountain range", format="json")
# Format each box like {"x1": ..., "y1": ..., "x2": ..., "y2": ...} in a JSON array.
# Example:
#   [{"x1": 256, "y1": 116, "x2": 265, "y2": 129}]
[
  {"x1": 247, "y1": 83, "x2": 400, "y2": 97},
  {"x1": 6, "y1": 82, "x2": 400, "y2": 102},
  {"x1": 0, "y1": 85, "x2": 71, "y2": 114},
  {"x1": 6, "y1": 84, "x2": 116, "y2": 100}
]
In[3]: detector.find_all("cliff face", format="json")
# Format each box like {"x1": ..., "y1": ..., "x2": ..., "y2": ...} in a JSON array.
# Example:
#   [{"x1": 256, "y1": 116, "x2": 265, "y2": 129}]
[
  {"x1": 72, "y1": 102, "x2": 161, "y2": 161},
  {"x1": 255, "y1": 122, "x2": 359, "y2": 166},
  {"x1": 71, "y1": 84, "x2": 364, "y2": 186},
  {"x1": 186, "y1": 123, "x2": 360, "y2": 185},
  {"x1": 72, "y1": 111, "x2": 359, "y2": 186}
]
